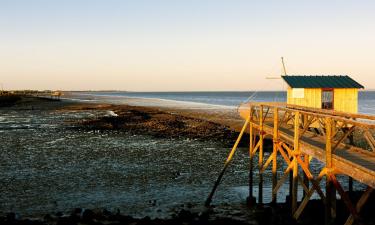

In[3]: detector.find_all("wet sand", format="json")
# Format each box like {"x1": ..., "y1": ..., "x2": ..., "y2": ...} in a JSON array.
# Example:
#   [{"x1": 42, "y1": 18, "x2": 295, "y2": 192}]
[{"x1": 63, "y1": 92, "x2": 246, "y2": 131}]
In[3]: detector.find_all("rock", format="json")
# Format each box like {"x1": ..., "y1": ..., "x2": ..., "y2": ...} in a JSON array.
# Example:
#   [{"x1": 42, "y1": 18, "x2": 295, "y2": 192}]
[
  {"x1": 70, "y1": 208, "x2": 82, "y2": 219},
  {"x1": 57, "y1": 216, "x2": 78, "y2": 225},
  {"x1": 82, "y1": 209, "x2": 95, "y2": 222},
  {"x1": 6, "y1": 212, "x2": 17, "y2": 222}
]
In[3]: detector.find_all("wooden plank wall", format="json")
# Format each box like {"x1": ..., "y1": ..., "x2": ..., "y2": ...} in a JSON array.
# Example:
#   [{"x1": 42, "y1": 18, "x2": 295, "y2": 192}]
[
  {"x1": 287, "y1": 87, "x2": 321, "y2": 108},
  {"x1": 287, "y1": 87, "x2": 358, "y2": 114},
  {"x1": 334, "y1": 88, "x2": 358, "y2": 113}
]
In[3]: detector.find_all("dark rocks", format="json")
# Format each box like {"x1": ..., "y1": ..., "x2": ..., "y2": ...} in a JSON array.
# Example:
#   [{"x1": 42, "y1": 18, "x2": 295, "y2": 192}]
[
  {"x1": 0, "y1": 208, "x2": 253, "y2": 225},
  {"x1": 72, "y1": 105, "x2": 240, "y2": 145},
  {"x1": 0, "y1": 95, "x2": 22, "y2": 107},
  {"x1": 6, "y1": 213, "x2": 17, "y2": 222},
  {"x1": 82, "y1": 209, "x2": 94, "y2": 222}
]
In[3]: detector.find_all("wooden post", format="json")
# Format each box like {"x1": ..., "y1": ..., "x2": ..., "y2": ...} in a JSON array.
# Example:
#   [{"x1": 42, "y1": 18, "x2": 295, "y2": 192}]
[
  {"x1": 348, "y1": 132, "x2": 354, "y2": 194},
  {"x1": 272, "y1": 107, "x2": 278, "y2": 204},
  {"x1": 325, "y1": 117, "x2": 336, "y2": 225},
  {"x1": 303, "y1": 154, "x2": 310, "y2": 198},
  {"x1": 205, "y1": 117, "x2": 250, "y2": 207},
  {"x1": 303, "y1": 114, "x2": 309, "y2": 198},
  {"x1": 259, "y1": 105, "x2": 264, "y2": 205},
  {"x1": 289, "y1": 169, "x2": 293, "y2": 206},
  {"x1": 292, "y1": 111, "x2": 300, "y2": 213},
  {"x1": 249, "y1": 106, "x2": 255, "y2": 206}
]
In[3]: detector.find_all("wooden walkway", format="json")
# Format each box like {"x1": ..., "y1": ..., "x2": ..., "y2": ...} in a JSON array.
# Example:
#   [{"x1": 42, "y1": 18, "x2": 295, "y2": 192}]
[{"x1": 206, "y1": 102, "x2": 375, "y2": 225}]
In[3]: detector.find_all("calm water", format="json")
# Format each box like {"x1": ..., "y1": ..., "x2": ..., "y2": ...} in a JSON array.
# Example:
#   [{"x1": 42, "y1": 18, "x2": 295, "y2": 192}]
[{"x1": 81, "y1": 91, "x2": 375, "y2": 115}]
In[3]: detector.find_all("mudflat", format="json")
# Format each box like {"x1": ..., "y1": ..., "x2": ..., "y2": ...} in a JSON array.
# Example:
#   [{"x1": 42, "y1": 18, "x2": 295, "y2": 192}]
[{"x1": 1, "y1": 96, "x2": 374, "y2": 225}]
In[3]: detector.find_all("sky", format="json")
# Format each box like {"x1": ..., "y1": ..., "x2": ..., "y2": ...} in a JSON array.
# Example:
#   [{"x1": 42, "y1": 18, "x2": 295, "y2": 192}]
[{"x1": 0, "y1": 0, "x2": 375, "y2": 91}]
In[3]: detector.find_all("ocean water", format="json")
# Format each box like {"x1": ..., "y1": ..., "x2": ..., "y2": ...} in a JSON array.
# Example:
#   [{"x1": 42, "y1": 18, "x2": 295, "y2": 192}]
[{"x1": 80, "y1": 91, "x2": 375, "y2": 115}]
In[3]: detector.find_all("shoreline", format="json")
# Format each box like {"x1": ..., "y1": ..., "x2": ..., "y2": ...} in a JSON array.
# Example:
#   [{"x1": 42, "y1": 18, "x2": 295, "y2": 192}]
[{"x1": 63, "y1": 92, "x2": 247, "y2": 132}]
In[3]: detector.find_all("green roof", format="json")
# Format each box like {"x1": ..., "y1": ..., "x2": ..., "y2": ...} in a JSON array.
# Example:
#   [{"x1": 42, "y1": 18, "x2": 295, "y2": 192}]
[{"x1": 281, "y1": 75, "x2": 364, "y2": 89}]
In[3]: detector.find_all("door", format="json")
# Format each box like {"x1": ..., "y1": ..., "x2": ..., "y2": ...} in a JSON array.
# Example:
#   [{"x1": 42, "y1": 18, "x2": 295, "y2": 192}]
[{"x1": 322, "y1": 89, "x2": 334, "y2": 110}]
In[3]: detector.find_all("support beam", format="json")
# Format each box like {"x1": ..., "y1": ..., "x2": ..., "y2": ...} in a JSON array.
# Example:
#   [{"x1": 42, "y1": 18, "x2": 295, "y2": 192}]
[
  {"x1": 344, "y1": 187, "x2": 373, "y2": 225},
  {"x1": 294, "y1": 168, "x2": 327, "y2": 219},
  {"x1": 332, "y1": 126, "x2": 355, "y2": 152},
  {"x1": 303, "y1": 154, "x2": 310, "y2": 198},
  {"x1": 325, "y1": 117, "x2": 336, "y2": 225},
  {"x1": 248, "y1": 107, "x2": 255, "y2": 206},
  {"x1": 331, "y1": 175, "x2": 359, "y2": 221},
  {"x1": 205, "y1": 116, "x2": 250, "y2": 207},
  {"x1": 292, "y1": 111, "x2": 300, "y2": 213},
  {"x1": 272, "y1": 107, "x2": 279, "y2": 204},
  {"x1": 259, "y1": 105, "x2": 264, "y2": 204}
]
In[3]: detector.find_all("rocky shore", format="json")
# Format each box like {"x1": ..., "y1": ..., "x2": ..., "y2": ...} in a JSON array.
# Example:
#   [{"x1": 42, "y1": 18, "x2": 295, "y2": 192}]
[
  {"x1": 61, "y1": 103, "x2": 247, "y2": 146},
  {"x1": 2, "y1": 196, "x2": 375, "y2": 225}
]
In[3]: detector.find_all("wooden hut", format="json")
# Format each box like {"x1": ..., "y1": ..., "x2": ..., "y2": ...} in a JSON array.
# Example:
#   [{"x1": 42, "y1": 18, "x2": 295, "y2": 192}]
[{"x1": 282, "y1": 75, "x2": 364, "y2": 113}]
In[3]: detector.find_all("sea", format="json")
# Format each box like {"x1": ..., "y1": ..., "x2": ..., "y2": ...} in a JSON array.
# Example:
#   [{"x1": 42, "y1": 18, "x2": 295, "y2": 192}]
[{"x1": 77, "y1": 91, "x2": 375, "y2": 115}]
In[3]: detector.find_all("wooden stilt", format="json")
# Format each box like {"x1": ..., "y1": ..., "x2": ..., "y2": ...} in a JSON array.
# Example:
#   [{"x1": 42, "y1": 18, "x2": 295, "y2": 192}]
[
  {"x1": 248, "y1": 107, "x2": 255, "y2": 206},
  {"x1": 348, "y1": 132, "x2": 354, "y2": 194},
  {"x1": 205, "y1": 117, "x2": 250, "y2": 207},
  {"x1": 258, "y1": 105, "x2": 264, "y2": 205},
  {"x1": 272, "y1": 107, "x2": 278, "y2": 204},
  {"x1": 292, "y1": 112, "x2": 300, "y2": 213},
  {"x1": 325, "y1": 117, "x2": 336, "y2": 225},
  {"x1": 303, "y1": 154, "x2": 310, "y2": 198},
  {"x1": 289, "y1": 164, "x2": 293, "y2": 206}
]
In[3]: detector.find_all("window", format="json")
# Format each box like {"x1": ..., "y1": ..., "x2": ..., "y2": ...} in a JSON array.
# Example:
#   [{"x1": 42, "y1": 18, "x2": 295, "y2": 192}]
[
  {"x1": 322, "y1": 89, "x2": 334, "y2": 110},
  {"x1": 292, "y1": 88, "x2": 305, "y2": 98}
]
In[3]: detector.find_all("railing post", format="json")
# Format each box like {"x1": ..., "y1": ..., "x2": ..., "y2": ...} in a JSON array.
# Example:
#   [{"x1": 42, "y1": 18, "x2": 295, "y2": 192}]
[
  {"x1": 272, "y1": 107, "x2": 278, "y2": 204},
  {"x1": 259, "y1": 105, "x2": 264, "y2": 205},
  {"x1": 292, "y1": 111, "x2": 300, "y2": 213}
]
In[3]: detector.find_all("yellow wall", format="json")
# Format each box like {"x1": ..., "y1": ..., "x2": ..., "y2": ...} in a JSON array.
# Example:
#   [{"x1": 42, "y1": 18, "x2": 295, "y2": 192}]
[
  {"x1": 287, "y1": 87, "x2": 358, "y2": 113},
  {"x1": 287, "y1": 88, "x2": 321, "y2": 108},
  {"x1": 334, "y1": 88, "x2": 358, "y2": 113}
]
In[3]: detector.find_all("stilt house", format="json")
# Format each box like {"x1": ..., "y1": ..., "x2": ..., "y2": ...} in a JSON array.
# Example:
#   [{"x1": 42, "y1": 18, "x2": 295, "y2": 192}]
[{"x1": 282, "y1": 75, "x2": 364, "y2": 113}]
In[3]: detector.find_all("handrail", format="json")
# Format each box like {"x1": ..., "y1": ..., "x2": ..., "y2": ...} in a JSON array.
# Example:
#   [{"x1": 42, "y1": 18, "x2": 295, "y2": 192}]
[
  {"x1": 238, "y1": 102, "x2": 375, "y2": 129},
  {"x1": 239, "y1": 102, "x2": 375, "y2": 121}
]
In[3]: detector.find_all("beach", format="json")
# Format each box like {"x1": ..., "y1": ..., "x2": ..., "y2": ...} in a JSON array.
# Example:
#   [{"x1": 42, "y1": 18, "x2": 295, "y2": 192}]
[{"x1": 1, "y1": 95, "x2": 374, "y2": 225}]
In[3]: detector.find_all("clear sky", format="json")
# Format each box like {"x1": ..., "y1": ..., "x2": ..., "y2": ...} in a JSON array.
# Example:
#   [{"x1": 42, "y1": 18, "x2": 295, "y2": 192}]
[{"x1": 1, "y1": 0, "x2": 374, "y2": 91}]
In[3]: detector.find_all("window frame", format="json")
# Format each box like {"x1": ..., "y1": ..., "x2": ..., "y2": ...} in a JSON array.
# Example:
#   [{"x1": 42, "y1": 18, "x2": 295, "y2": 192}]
[{"x1": 321, "y1": 88, "x2": 334, "y2": 110}]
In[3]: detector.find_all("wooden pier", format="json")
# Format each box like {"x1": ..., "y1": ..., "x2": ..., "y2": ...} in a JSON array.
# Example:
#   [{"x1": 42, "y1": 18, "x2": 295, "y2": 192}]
[{"x1": 206, "y1": 102, "x2": 375, "y2": 225}]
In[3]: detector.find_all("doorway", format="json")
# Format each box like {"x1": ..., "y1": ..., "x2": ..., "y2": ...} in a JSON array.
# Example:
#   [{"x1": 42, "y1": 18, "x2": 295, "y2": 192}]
[{"x1": 322, "y1": 89, "x2": 334, "y2": 110}]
